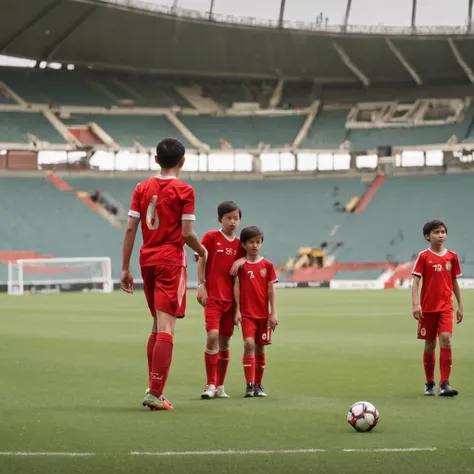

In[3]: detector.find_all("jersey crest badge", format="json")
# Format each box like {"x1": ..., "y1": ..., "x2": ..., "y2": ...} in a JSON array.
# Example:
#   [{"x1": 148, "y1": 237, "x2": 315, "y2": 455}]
[
  {"x1": 260, "y1": 268, "x2": 267, "y2": 278},
  {"x1": 446, "y1": 262, "x2": 452, "y2": 271}
]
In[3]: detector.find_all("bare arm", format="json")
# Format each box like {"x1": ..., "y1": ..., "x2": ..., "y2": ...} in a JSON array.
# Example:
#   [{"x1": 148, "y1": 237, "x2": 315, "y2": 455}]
[
  {"x1": 233, "y1": 278, "x2": 241, "y2": 325},
  {"x1": 411, "y1": 275, "x2": 422, "y2": 320},
  {"x1": 196, "y1": 255, "x2": 207, "y2": 307},
  {"x1": 268, "y1": 282, "x2": 278, "y2": 329},
  {"x1": 182, "y1": 220, "x2": 206, "y2": 258},
  {"x1": 453, "y1": 278, "x2": 464, "y2": 324},
  {"x1": 197, "y1": 255, "x2": 206, "y2": 284},
  {"x1": 121, "y1": 216, "x2": 139, "y2": 293}
]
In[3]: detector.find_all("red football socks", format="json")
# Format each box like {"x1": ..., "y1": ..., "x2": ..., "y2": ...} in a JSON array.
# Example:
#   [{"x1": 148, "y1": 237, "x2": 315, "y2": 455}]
[
  {"x1": 255, "y1": 352, "x2": 266, "y2": 386},
  {"x1": 243, "y1": 355, "x2": 255, "y2": 384},
  {"x1": 204, "y1": 349, "x2": 218, "y2": 386},
  {"x1": 150, "y1": 332, "x2": 174, "y2": 398},
  {"x1": 439, "y1": 347, "x2": 452, "y2": 383},
  {"x1": 217, "y1": 349, "x2": 230, "y2": 387},
  {"x1": 423, "y1": 351, "x2": 435, "y2": 383},
  {"x1": 147, "y1": 332, "x2": 157, "y2": 387}
]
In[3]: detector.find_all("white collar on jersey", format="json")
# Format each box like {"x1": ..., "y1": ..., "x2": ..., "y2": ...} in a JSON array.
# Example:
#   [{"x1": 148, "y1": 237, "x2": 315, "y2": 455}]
[
  {"x1": 427, "y1": 247, "x2": 448, "y2": 257},
  {"x1": 219, "y1": 229, "x2": 236, "y2": 242},
  {"x1": 155, "y1": 174, "x2": 177, "y2": 180},
  {"x1": 245, "y1": 256, "x2": 264, "y2": 264}
]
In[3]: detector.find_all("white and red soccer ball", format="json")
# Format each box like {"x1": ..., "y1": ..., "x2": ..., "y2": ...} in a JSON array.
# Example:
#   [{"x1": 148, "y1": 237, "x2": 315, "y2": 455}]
[{"x1": 347, "y1": 401, "x2": 379, "y2": 432}]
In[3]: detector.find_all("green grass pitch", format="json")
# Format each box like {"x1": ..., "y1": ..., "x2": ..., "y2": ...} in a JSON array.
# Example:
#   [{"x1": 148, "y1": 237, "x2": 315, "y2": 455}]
[{"x1": 1, "y1": 289, "x2": 474, "y2": 474}]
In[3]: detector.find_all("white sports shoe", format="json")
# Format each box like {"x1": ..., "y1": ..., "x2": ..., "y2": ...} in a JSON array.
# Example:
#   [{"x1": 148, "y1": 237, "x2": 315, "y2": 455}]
[
  {"x1": 201, "y1": 384, "x2": 216, "y2": 399},
  {"x1": 216, "y1": 385, "x2": 230, "y2": 398}
]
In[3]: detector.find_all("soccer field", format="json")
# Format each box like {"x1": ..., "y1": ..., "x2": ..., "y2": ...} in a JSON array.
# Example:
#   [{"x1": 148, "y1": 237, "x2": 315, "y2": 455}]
[{"x1": 1, "y1": 289, "x2": 473, "y2": 474}]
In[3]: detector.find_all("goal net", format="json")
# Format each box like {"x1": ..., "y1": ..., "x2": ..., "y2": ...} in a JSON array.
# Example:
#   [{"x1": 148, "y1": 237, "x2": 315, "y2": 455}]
[{"x1": 7, "y1": 257, "x2": 113, "y2": 295}]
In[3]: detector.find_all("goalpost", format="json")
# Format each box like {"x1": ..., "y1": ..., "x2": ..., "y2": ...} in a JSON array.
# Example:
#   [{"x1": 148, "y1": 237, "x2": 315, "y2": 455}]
[{"x1": 7, "y1": 257, "x2": 113, "y2": 295}]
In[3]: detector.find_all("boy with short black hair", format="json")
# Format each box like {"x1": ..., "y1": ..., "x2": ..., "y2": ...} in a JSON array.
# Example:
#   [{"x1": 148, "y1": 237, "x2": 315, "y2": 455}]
[
  {"x1": 234, "y1": 226, "x2": 278, "y2": 398},
  {"x1": 197, "y1": 201, "x2": 244, "y2": 399},
  {"x1": 121, "y1": 137, "x2": 207, "y2": 411},
  {"x1": 412, "y1": 219, "x2": 463, "y2": 397}
]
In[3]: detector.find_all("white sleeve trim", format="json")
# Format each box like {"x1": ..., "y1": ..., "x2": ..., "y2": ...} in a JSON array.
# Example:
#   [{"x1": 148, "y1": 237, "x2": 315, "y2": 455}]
[
  {"x1": 128, "y1": 210, "x2": 140, "y2": 218},
  {"x1": 182, "y1": 214, "x2": 196, "y2": 221},
  {"x1": 456, "y1": 273, "x2": 463, "y2": 278},
  {"x1": 412, "y1": 272, "x2": 422, "y2": 276},
  {"x1": 270, "y1": 279, "x2": 279, "y2": 283}
]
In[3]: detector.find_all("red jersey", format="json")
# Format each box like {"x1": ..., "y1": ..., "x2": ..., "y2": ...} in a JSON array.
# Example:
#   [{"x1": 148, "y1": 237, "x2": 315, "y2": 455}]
[
  {"x1": 128, "y1": 175, "x2": 195, "y2": 267},
  {"x1": 238, "y1": 257, "x2": 278, "y2": 319},
  {"x1": 412, "y1": 248, "x2": 462, "y2": 312},
  {"x1": 203, "y1": 230, "x2": 245, "y2": 302}
]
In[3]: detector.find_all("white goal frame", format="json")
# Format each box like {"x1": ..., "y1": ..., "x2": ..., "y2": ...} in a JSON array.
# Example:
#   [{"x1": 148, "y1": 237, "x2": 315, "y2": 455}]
[{"x1": 7, "y1": 257, "x2": 113, "y2": 295}]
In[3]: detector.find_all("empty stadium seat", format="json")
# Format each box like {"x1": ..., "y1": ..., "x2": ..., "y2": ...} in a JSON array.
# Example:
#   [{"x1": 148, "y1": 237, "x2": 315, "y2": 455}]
[
  {"x1": 0, "y1": 112, "x2": 64, "y2": 143},
  {"x1": 0, "y1": 177, "x2": 134, "y2": 283},
  {"x1": 348, "y1": 106, "x2": 474, "y2": 151},
  {"x1": 302, "y1": 110, "x2": 348, "y2": 148},
  {"x1": 61, "y1": 114, "x2": 191, "y2": 148},
  {"x1": 336, "y1": 174, "x2": 474, "y2": 264},
  {"x1": 0, "y1": 69, "x2": 113, "y2": 106},
  {"x1": 66, "y1": 176, "x2": 366, "y2": 279},
  {"x1": 180, "y1": 116, "x2": 305, "y2": 149},
  {"x1": 118, "y1": 77, "x2": 192, "y2": 108}
]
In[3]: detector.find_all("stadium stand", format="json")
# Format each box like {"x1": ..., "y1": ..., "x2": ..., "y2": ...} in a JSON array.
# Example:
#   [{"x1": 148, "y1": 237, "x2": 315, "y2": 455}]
[
  {"x1": 0, "y1": 112, "x2": 65, "y2": 144},
  {"x1": 302, "y1": 110, "x2": 348, "y2": 149},
  {"x1": 117, "y1": 76, "x2": 192, "y2": 108},
  {"x1": 348, "y1": 106, "x2": 474, "y2": 151},
  {"x1": 0, "y1": 175, "x2": 368, "y2": 282},
  {"x1": 2, "y1": 0, "x2": 474, "y2": 288},
  {"x1": 61, "y1": 114, "x2": 191, "y2": 148},
  {"x1": 0, "y1": 69, "x2": 113, "y2": 106},
  {"x1": 180, "y1": 116, "x2": 306, "y2": 149},
  {"x1": 335, "y1": 174, "x2": 474, "y2": 265},
  {"x1": 0, "y1": 177, "x2": 127, "y2": 281},
  {"x1": 202, "y1": 83, "x2": 251, "y2": 108}
]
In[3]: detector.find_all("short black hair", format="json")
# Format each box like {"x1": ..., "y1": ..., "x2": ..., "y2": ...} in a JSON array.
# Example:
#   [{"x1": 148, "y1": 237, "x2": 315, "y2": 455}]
[
  {"x1": 423, "y1": 220, "x2": 448, "y2": 241},
  {"x1": 156, "y1": 138, "x2": 185, "y2": 169},
  {"x1": 218, "y1": 201, "x2": 242, "y2": 219},
  {"x1": 240, "y1": 226, "x2": 264, "y2": 244}
]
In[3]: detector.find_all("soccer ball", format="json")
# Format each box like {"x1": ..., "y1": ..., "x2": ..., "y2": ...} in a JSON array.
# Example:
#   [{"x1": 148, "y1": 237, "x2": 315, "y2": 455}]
[{"x1": 347, "y1": 401, "x2": 379, "y2": 432}]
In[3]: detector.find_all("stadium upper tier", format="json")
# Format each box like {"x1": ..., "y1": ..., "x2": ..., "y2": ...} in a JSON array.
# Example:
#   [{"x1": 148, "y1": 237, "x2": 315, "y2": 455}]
[{"x1": 2, "y1": 0, "x2": 474, "y2": 85}]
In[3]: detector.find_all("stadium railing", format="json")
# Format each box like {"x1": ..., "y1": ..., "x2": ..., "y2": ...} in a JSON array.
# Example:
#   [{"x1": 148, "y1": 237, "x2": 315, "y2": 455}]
[{"x1": 96, "y1": 0, "x2": 472, "y2": 35}]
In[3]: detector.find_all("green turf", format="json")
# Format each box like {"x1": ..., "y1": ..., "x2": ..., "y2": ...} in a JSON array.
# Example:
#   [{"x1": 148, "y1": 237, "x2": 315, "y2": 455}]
[{"x1": 1, "y1": 289, "x2": 473, "y2": 474}]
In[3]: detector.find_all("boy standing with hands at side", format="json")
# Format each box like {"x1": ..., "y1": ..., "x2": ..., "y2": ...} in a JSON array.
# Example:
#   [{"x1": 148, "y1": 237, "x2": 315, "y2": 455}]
[{"x1": 234, "y1": 226, "x2": 278, "y2": 397}]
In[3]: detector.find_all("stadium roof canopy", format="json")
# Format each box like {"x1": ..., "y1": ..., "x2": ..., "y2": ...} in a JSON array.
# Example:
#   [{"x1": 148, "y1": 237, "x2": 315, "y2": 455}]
[{"x1": 2, "y1": 0, "x2": 474, "y2": 86}]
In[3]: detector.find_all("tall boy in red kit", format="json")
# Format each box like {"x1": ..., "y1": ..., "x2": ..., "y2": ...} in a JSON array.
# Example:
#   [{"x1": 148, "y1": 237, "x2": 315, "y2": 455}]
[
  {"x1": 197, "y1": 201, "x2": 245, "y2": 399},
  {"x1": 121, "y1": 138, "x2": 207, "y2": 411},
  {"x1": 412, "y1": 220, "x2": 463, "y2": 397}
]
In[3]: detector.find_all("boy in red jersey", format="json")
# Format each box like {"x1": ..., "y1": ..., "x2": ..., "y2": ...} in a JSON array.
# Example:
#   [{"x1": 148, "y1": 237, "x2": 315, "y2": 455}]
[
  {"x1": 412, "y1": 220, "x2": 463, "y2": 397},
  {"x1": 234, "y1": 226, "x2": 278, "y2": 397},
  {"x1": 197, "y1": 201, "x2": 245, "y2": 399},
  {"x1": 121, "y1": 138, "x2": 207, "y2": 411}
]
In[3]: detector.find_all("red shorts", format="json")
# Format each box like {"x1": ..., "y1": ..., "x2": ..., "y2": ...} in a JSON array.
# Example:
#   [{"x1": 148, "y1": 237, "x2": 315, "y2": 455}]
[
  {"x1": 204, "y1": 300, "x2": 235, "y2": 337},
  {"x1": 141, "y1": 265, "x2": 186, "y2": 318},
  {"x1": 417, "y1": 310, "x2": 454, "y2": 340},
  {"x1": 241, "y1": 317, "x2": 272, "y2": 346}
]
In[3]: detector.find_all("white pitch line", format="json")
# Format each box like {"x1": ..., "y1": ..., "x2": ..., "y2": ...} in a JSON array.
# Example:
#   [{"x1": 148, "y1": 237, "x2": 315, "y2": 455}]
[
  {"x1": 343, "y1": 448, "x2": 436, "y2": 453},
  {"x1": 130, "y1": 449, "x2": 327, "y2": 456},
  {"x1": 0, "y1": 452, "x2": 95, "y2": 457}
]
